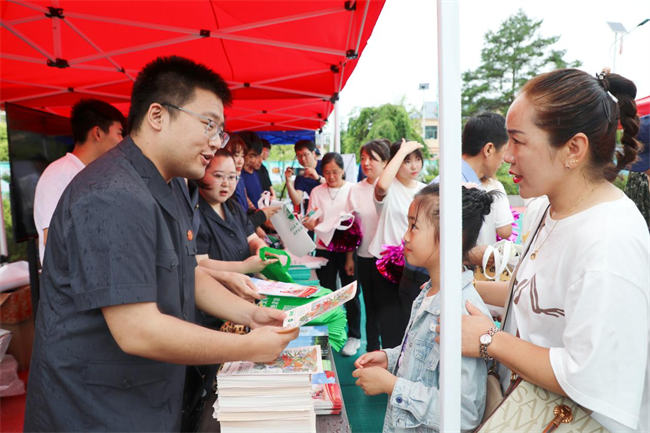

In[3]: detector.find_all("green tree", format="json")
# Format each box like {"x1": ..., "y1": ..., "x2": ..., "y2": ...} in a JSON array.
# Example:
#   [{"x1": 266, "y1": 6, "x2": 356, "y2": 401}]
[
  {"x1": 0, "y1": 116, "x2": 8, "y2": 162},
  {"x1": 462, "y1": 10, "x2": 581, "y2": 118},
  {"x1": 341, "y1": 103, "x2": 427, "y2": 157},
  {"x1": 3, "y1": 197, "x2": 28, "y2": 262}
]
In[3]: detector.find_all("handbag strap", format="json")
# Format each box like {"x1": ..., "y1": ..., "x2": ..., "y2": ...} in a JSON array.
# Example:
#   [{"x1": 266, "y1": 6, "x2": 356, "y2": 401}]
[
  {"x1": 488, "y1": 203, "x2": 550, "y2": 376},
  {"x1": 500, "y1": 203, "x2": 550, "y2": 331}
]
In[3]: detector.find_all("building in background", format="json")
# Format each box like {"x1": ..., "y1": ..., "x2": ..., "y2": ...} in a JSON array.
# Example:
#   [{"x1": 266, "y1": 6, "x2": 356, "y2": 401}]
[{"x1": 422, "y1": 101, "x2": 439, "y2": 159}]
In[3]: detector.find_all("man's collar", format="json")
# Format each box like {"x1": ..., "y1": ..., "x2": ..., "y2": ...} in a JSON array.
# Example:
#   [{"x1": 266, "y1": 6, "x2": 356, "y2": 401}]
[{"x1": 120, "y1": 137, "x2": 179, "y2": 220}]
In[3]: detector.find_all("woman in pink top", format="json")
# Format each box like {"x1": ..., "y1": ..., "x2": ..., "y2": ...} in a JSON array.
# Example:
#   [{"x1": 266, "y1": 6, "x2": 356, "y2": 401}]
[{"x1": 346, "y1": 139, "x2": 406, "y2": 353}]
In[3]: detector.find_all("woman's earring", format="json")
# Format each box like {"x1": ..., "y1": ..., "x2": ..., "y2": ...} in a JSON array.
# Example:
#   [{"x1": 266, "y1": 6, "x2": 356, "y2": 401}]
[{"x1": 565, "y1": 158, "x2": 577, "y2": 169}]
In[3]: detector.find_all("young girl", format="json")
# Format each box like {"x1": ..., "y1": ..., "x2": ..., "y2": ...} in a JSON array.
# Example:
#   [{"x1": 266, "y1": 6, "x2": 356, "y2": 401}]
[
  {"x1": 353, "y1": 184, "x2": 494, "y2": 432},
  {"x1": 369, "y1": 139, "x2": 426, "y2": 332},
  {"x1": 303, "y1": 152, "x2": 361, "y2": 356}
]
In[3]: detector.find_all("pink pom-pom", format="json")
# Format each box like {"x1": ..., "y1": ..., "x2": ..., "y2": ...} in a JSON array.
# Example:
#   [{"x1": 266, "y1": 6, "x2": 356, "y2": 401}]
[
  {"x1": 497, "y1": 206, "x2": 521, "y2": 242},
  {"x1": 375, "y1": 242, "x2": 405, "y2": 283},
  {"x1": 319, "y1": 217, "x2": 362, "y2": 252}
]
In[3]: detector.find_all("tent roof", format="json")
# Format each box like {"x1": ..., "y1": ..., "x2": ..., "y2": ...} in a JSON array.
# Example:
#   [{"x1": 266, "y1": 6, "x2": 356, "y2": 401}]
[
  {"x1": 637, "y1": 95, "x2": 650, "y2": 118},
  {"x1": 1, "y1": 0, "x2": 385, "y2": 132}
]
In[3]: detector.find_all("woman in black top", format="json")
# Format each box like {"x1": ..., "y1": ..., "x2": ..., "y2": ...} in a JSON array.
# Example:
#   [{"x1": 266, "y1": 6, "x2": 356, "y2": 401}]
[{"x1": 196, "y1": 150, "x2": 271, "y2": 301}]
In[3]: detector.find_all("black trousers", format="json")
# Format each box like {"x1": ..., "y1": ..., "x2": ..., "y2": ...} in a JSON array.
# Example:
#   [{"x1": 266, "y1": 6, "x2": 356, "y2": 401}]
[
  {"x1": 357, "y1": 256, "x2": 409, "y2": 351},
  {"x1": 315, "y1": 249, "x2": 360, "y2": 339}
]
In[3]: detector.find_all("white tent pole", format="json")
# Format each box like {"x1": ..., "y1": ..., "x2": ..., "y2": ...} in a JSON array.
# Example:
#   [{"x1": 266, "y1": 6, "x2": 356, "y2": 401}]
[
  {"x1": 333, "y1": 101, "x2": 340, "y2": 153},
  {"x1": 437, "y1": 0, "x2": 462, "y2": 431}
]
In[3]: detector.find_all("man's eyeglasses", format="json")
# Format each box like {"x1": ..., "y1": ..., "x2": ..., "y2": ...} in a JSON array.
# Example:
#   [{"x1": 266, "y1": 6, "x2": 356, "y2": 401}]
[{"x1": 161, "y1": 103, "x2": 229, "y2": 147}]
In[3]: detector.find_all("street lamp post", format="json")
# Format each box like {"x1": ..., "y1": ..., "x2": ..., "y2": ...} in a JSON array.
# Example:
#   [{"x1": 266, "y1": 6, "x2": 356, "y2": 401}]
[
  {"x1": 607, "y1": 18, "x2": 649, "y2": 73},
  {"x1": 606, "y1": 21, "x2": 627, "y2": 72}
]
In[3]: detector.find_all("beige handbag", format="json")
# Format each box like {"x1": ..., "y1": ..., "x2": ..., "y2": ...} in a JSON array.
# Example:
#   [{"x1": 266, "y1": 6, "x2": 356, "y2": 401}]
[
  {"x1": 476, "y1": 205, "x2": 608, "y2": 433},
  {"x1": 478, "y1": 378, "x2": 608, "y2": 433}
]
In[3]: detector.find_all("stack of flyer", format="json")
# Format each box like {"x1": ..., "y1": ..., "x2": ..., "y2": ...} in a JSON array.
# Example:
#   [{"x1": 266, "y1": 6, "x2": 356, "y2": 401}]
[{"x1": 214, "y1": 346, "x2": 323, "y2": 433}]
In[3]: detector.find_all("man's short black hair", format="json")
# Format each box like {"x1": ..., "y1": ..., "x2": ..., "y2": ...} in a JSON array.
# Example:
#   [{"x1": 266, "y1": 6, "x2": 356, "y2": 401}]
[
  {"x1": 70, "y1": 99, "x2": 125, "y2": 144},
  {"x1": 462, "y1": 112, "x2": 508, "y2": 156},
  {"x1": 261, "y1": 138, "x2": 271, "y2": 150},
  {"x1": 238, "y1": 130, "x2": 263, "y2": 155},
  {"x1": 127, "y1": 56, "x2": 232, "y2": 133},
  {"x1": 294, "y1": 139, "x2": 316, "y2": 153}
]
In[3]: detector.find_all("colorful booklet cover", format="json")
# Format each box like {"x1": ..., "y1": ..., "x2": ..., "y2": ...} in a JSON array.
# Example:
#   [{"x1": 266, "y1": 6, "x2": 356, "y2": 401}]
[
  {"x1": 311, "y1": 371, "x2": 342, "y2": 415},
  {"x1": 251, "y1": 278, "x2": 320, "y2": 298},
  {"x1": 219, "y1": 346, "x2": 323, "y2": 376},
  {"x1": 283, "y1": 281, "x2": 357, "y2": 328},
  {"x1": 287, "y1": 326, "x2": 330, "y2": 360}
]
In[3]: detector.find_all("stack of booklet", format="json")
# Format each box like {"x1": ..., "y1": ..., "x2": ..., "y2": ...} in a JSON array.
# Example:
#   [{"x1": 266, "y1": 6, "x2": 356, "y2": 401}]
[
  {"x1": 214, "y1": 345, "x2": 323, "y2": 433},
  {"x1": 287, "y1": 326, "x2": 343, "y2": 415},
  {"x1": 311, "y1": 370, "x2": 342, "y2": 415}
]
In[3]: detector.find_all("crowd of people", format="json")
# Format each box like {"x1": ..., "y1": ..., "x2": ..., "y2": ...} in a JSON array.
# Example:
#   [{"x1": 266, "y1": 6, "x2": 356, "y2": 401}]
[{"x1": 22, "y1": 53, "x2": 649, "y2": 433}]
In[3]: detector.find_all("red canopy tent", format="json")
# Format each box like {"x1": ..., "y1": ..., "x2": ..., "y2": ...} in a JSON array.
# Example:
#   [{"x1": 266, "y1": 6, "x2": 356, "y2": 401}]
[
  {"x1": 0, "y1": 0, "x2": 385, "y2": 132},
  {"x1": 637, "y1": 95, "x2": 650, "y2": 118}
]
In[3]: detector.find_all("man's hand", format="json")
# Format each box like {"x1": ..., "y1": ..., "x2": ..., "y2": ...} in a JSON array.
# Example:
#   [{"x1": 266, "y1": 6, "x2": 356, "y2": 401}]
[
  {"x1": 219, "y1": 271, "x2": 262, "y2": 301},
  {"x1": 248, "y1": 305, "x2": 286, "y2": 329},
  {"x1": 354, "y1": 350, "x2": 388, "y2": 369},
  {"x1": 244, "y1": 326, "x2": 299, "y2": 362},
  {"x1": 284, "y1": 167, "x2": 294, "y2": 181},
  {"x1": 303, "y1": 167, "x2": 320, "y2": 180},
  {"x1": 352, "y1": 366, "x2": 397, "y2": 396}
]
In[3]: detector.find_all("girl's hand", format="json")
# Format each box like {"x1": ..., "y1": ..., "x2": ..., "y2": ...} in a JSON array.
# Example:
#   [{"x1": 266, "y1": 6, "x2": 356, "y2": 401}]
[
  {"x1": 352, "y1": 366, "x2": 397, "y2": 395},
  {"x1": 354, "y1": 350, "x2": 388, "y2": 369},
  {"x1": 397, "y1": 139, "x2": 424, "y2": 157}
]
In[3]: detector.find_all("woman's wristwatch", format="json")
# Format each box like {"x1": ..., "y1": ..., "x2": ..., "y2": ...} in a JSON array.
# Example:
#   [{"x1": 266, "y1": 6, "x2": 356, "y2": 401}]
[{"x1": 479, "y1": 327, "x2": 501, "y2": 361}]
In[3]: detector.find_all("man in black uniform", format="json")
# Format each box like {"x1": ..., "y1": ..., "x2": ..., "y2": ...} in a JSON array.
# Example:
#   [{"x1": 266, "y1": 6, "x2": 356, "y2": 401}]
[{"x1": 24, "y1": 56, "x2": 298, "y2": 432}]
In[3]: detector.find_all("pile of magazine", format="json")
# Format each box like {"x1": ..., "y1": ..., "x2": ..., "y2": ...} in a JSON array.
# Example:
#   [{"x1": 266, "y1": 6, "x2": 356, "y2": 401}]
[
  {"x1": 214, "y1": 346, "x2": 322, "y2": 433},
  {"x1": 287, "y1": 326, "x2": 343, "y2": 416}
]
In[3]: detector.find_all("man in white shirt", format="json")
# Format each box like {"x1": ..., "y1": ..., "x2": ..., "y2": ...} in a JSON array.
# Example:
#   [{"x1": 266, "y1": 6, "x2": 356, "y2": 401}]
[
  {"x1": 33, "y1": 99, "x2": 125, "y2": 262},
  {"x1": 460, "y1": 113, "x2": 513, "y2": 265}
]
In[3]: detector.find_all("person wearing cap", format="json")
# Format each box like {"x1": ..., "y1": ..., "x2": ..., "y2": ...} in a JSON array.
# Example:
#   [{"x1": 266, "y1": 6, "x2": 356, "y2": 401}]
[{"x1": 624, "y1": 114, "x2": 650, "y2": 229}]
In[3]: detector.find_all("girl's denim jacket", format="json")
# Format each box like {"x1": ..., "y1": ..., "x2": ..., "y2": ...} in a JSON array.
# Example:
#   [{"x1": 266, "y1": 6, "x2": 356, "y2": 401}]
[{"x1": 382, "y1": 270, "x2": 490, "y2": 433}]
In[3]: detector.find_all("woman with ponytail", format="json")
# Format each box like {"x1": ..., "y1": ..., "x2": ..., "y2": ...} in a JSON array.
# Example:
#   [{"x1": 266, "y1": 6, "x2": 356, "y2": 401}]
[{"x1": 461, "y1": 69, "x2": 649, "y2": 432}]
